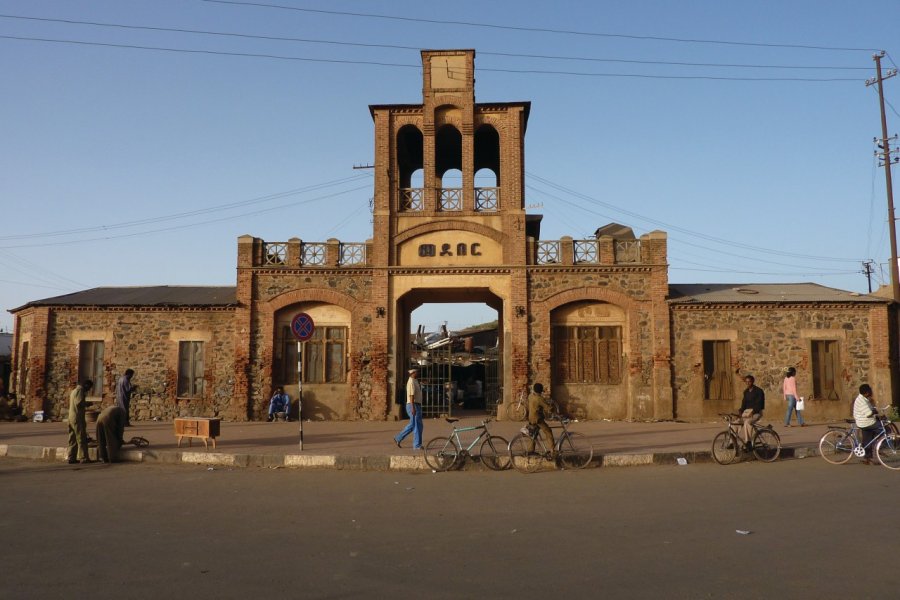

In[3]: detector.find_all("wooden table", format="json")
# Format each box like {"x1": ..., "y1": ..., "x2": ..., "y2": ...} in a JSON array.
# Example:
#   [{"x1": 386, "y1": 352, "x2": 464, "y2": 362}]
[{"x1": 174, "y1": 417, "x2": 221, "y2": 450}]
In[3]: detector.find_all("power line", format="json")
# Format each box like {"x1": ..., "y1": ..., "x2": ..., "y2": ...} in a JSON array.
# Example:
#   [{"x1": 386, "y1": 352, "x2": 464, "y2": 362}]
[
  {"x1": 0, "y1": 175, "x2": 369, "y2": 242},
  {"x1": 0, "y1": 34, "x2": 864, "y2": 82},
  {"x1": 669, "y1": 266, "x2": 859, "y2": 276},
  {"x1": 0, "y1": 184, "x2": 371, "y2": 249},
  {"x1": 0, "y1": 34, "x2": 420, "y2": 69},
  {"x1": 0, "y1": 14, "x2": 872, "y2": 71},
  {"x1": 200, "y1": 0, "x2": 880, "y2": 52},
  {"x1": 526, "y1": 180, "x2": 861, "y2": 272},
  {"x1": 527, "y1": 172, "x2": 865, "y2": 262},
  {"x1": 0, "y1": 278, "x2": 72, "y2": 291}
]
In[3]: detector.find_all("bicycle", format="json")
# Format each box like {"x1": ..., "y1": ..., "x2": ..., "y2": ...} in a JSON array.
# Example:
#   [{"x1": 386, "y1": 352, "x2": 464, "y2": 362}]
[
  {"x1": 711, "y1": 413, "x2": 781, "y2": 465},
  {"x1": 423, "y1": 418, "x2": 510, "y2": 472},
  {"x1": 819, "y1": 413, "x2": 900, "y2": 470},
  {"x1": 507, "y1": 414, "x2": 594, "y2": 473},
  {"x1": 505, "y1": 387, "x2": 528, "y2": 422}
]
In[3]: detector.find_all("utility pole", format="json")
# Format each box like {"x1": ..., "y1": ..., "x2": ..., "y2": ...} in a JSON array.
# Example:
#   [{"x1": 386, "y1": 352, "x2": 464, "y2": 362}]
[
  {"x1": 866, "y1": 51, "x2": 899, "y2": 301},
  {"x1": 861, "y1": 260, "x2": 875, "y2": 293}
]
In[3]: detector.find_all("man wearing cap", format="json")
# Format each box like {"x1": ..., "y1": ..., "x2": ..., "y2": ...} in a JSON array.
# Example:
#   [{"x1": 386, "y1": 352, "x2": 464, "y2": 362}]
[{"x1": 394, "y1": 369, "x2": 424, "y2": 449}]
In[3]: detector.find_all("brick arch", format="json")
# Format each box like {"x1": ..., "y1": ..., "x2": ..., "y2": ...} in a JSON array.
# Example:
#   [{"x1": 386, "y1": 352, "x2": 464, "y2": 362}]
[
  {"x1": 260, "y1": 288, "x2": 361, "y2": 317},
  {"x1": 394, "y1": 219, "x2": 505, "y2": 246},
  {"x1": 537, "y1": 286, "x2": 638, "y2": 314}
]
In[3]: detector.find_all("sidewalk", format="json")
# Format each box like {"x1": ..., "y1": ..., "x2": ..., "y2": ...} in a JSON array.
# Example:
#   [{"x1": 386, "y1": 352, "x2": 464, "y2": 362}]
[{"x1": 0, "y1": 415, "x2": 831, "y2": 471}]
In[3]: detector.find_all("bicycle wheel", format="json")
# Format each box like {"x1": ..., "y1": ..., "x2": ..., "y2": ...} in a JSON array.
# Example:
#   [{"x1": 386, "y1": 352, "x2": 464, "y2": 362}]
[
  {"x1": 508, "y1": 434, "x2": 544, "y2": 474},
  {"x1": 557, "y1": 432, "x2": 594, "y2": 469},
  {"x1": 819, "y1": 430, "x2": 854, "y2": 465},
  {"x1": 711, "y1": 431, "x2": 739, "y2": 465},
  {"x1": 506, "y1": 401, "x2": 527, "y2": 422},
  {"x1": 876, "y1": 434, "x2": 900, "y2": 470},
  {"x1": 424, "y1": 437, "x2": 459, "y2": 472},
  {"x1": 752, "y1": 429, "x2": 781, "y2": 462},
  {"x1": 480, "y1": 436, "x2": 511, "y2": 471}
]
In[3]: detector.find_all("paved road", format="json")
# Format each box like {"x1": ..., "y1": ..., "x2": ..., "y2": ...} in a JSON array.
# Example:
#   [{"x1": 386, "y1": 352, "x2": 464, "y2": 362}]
[{"x1": 2, "y1": 458, "x2": 896, "y2": 599}]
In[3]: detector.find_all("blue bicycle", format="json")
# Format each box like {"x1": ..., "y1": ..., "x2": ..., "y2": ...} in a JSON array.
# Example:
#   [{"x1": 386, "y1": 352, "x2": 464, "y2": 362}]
[{"x1": 818, "y1": 414, "x2": 900, "y2": 470}]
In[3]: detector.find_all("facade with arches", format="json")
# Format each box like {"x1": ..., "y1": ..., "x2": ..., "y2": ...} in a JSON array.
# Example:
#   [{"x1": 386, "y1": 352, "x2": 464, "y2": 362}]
[{"x1": 9, "y1": 50, "x2": 895, "y2": 423}]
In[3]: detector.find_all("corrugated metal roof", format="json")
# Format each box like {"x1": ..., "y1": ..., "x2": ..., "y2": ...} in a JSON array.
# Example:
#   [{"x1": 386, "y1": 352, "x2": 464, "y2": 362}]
[
  {"x1": 12, "y1": 286, "x2": 238, "y2": 311},
  {"x1": 668, "y1": 283, "x2": 886, "y2": 304}
]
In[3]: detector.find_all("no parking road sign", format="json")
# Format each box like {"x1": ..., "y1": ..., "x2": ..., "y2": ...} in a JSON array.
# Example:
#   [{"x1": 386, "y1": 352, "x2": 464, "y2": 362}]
[{"x1": 290, "y1": 312, "x2": 315, "y2": 342}]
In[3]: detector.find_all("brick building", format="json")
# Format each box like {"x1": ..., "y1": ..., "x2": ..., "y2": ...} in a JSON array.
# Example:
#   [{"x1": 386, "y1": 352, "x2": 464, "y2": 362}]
[{"x1": 9, "y1": 50, "x2": 896, "y2": 423}]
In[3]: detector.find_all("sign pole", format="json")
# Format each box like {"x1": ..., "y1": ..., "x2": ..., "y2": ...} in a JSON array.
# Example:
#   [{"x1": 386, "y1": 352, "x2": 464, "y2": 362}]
[
  {"x1": 297, "y1": 340, "x2": 303, "y2": 450},
  {"x1": 290, "y1": 312, "x2": 315, "y2": 450}
]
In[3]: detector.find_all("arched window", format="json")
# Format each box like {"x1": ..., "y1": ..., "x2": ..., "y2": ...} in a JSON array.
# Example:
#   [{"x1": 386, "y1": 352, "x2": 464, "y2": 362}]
[
  {"x1": 436, "y1": 124, "x2": 462, "y2": 211},
  {"x1": 397, "y1": 125, "x2": 423, "y2": 188},
  {"x1": 474, "y1": 125, "x2": 500, "y2": 211},
  {"x1": 397, "y1": 125, "x2": 423, "y2": 211}
]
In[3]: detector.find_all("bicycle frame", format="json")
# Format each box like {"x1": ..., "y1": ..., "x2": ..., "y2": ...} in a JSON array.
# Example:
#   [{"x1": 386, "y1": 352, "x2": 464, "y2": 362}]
[
  {"x1": 424, "y1": 418, "x2": 510, "y2": 472},
  {"x1": 449, "y1": 422, "x2": 491, "y2": 454},
  {"x1": 828, "y1": 419, "x2": 890, "y2": 454},
  {"x1": 508, "y1": 414, "x2": 594, "y2": 472},
  {"x1": 712, "y1": 414, "x2": 781, "y2": 465}
]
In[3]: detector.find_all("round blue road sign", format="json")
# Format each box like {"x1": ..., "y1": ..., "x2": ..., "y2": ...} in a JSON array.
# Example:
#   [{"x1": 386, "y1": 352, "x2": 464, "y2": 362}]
[{"x1": 290, "y1": 312, "x2": 315, "y2": 341}]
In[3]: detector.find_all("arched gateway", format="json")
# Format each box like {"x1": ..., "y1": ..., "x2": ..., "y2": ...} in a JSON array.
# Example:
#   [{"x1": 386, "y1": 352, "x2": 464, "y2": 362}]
[
  {"x1": 236, "y1": 49, "x2": 673, "y2": 421},
  {"x1": 14, "y1": 49, "x2": 885, "y2": 424}
]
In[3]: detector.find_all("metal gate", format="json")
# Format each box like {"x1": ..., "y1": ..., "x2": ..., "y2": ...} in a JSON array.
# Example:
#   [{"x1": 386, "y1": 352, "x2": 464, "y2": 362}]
[
  {"x1": 483, "y1": 357, "x2": 500, "y2": 416},
  {"x1": 417, "y1": 344, "x2": 452, "y2": 419}
]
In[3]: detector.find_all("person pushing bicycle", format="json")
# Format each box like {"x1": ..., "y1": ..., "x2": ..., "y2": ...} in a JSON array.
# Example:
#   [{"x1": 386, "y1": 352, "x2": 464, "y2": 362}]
[
  {"x1": 853, "y1": 383, "x2": 880, "y2": 464},
  {"x1": 528, "y1": 383, "x2": 555, "y2": 458}
]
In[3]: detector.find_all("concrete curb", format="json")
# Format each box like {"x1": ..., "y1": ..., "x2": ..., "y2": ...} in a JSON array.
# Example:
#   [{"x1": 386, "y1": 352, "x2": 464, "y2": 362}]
[{"x1": 0, "y1": 443, "x2": 821, "y2": 471}]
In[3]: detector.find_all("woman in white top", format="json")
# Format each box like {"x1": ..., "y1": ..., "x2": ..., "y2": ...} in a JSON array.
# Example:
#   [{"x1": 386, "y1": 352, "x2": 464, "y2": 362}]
[{"x1": 782, "y1": 367, "x2": 804, "y2": 427}]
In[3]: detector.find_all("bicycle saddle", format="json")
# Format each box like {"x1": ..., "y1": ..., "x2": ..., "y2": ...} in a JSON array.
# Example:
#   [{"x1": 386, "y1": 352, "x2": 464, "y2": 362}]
[{"x1": 445, "y1": 418, "x2": 459, "y2": 424}]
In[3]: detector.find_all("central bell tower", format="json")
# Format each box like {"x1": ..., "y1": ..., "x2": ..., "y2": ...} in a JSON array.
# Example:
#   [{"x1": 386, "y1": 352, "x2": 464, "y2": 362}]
[{"x1": 367, "y1": 49, "x2": 532, "y2": 415}]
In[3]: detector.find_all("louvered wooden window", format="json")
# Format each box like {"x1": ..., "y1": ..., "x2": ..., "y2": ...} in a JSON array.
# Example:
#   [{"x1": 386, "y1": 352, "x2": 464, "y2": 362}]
[
  {"x1": 78, "y1": 340, "x2": 105, "y2": 399},
  {"x1": 702, "y1": 340, "x2": 733, "y2": 401},
  {"x1": 811, "y1": 340, "x2": 840, "y2": 400},
  {"x1": 177, "y1": 341, "x2": 205, "y2": 398},
  {"x1": 553, "y1": 326, "x2": 622, "y2": 384}
]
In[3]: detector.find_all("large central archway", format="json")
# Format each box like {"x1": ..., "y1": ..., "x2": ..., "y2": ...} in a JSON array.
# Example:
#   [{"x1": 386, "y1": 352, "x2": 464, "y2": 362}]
[{"x1": 396, "y1": 288, "x2": 504, "y2": 418}]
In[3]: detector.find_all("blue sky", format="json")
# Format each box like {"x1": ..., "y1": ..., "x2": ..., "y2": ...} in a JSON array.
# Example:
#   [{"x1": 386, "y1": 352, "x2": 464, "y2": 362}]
[{"x1": 1, "y1": 0, "x2": 899, "y2": 332}]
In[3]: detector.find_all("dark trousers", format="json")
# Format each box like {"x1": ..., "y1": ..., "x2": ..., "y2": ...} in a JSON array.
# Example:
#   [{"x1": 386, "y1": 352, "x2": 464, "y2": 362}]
[
  {"x1": 97, "y1": 420, "x2": 122, "y2": 463},
  {"x1": 861, "y1": 424, "x2": 881, "y2": 458}
]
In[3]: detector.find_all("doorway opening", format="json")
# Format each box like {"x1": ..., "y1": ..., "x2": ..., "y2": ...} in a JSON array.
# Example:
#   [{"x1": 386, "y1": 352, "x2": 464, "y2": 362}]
[{"x1": 399, "y1": 291, "x2": 502, "y2": 419}]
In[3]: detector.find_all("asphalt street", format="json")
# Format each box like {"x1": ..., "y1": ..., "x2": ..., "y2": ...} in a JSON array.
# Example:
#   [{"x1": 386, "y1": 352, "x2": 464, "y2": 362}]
[{"x1": 2, "y1": 457, "x2": 897, "y2": 599}]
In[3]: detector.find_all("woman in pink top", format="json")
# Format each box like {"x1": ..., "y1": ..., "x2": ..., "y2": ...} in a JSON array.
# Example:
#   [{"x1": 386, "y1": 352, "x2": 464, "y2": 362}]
[{"x1": 783, "y1": 367, "x2": 805, "y2": 426}]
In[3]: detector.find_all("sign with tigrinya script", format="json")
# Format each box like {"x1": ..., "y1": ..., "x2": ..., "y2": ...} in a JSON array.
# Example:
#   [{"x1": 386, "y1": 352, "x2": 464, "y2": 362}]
[{"x1": 398, "y1": 232, "x2": 501, "y2": 266}]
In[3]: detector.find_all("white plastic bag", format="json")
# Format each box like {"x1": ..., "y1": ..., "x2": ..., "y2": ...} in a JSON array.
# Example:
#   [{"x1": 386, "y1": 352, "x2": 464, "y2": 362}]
[{"x1": 796, "y1": 397, "x2": 805, "y2": 411}]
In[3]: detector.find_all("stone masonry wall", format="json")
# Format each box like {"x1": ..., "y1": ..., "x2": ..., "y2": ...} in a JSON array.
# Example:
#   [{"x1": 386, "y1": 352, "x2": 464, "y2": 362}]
[
  {"x1": 671, "y1": 304, "x2": 883, "y2": 422},
  {"x1": 44, "y1": 308, "x2": 236, "y2": 420}
]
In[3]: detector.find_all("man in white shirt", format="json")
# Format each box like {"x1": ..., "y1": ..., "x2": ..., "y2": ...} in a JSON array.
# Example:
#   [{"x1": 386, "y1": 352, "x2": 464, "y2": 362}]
[
  {"x1": 394, "y1": 369, "x2": 424, "y2": 449},
  {"x1": 853, "y1": 383, "x2": 880, "y2": 463}
]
